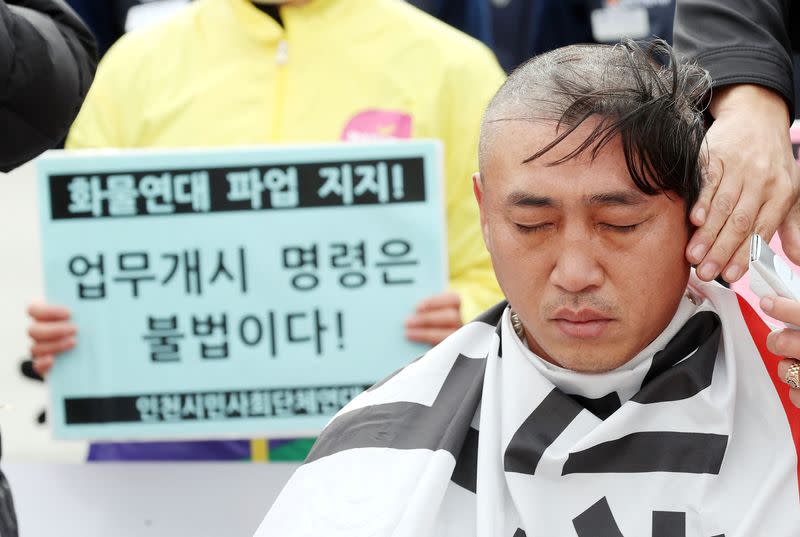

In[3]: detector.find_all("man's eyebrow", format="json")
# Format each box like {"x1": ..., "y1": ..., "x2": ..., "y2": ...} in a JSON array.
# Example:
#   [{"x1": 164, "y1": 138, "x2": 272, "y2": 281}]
[
  {"x1": 506, "y1": 191, "x2": 560, "y2": 208},
  {"x1": 586, "y1": 190, "x2": 649, "y2": 207}
]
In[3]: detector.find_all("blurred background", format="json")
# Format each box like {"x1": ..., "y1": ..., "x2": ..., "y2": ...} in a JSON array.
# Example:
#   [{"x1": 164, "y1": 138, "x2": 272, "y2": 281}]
[{"x1": 74, "y1": 0, "x2": 677, "y2": 70}]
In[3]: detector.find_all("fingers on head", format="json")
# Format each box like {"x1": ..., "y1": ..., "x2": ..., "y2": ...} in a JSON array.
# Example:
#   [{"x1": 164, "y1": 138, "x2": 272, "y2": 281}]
[
  {"x1": 721, "y1": 242, "x2": 750, "y2": 283},
  {"x1": 778, "y1": 204, "x2": 800, "y2": 263}
]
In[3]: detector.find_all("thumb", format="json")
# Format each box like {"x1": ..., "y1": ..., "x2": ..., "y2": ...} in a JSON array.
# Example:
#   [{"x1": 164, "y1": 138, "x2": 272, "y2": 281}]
[
  {"x1": 778, "y1": 204, "x2": 800, "y2": 265},
  {"x1": 32, "y1": 356, "x2": 54, "y2": 378}
]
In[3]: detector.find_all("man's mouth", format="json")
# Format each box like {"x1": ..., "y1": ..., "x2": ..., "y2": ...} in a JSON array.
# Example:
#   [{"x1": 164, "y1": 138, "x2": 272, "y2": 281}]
[{"x1": 551, "y1": 308, "x2": 615, "y2": 339}]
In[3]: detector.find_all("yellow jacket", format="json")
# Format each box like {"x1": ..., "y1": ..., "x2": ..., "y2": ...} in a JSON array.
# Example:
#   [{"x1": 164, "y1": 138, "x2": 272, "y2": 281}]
[{"x1": 67, "y1": 0, "x2": 505, "y2": 320}]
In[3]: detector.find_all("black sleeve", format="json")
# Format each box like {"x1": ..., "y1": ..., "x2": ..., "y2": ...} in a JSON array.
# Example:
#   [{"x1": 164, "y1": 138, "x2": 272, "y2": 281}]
[
  {"x1": 0, "y1": 467, "x2": 17, "y2": 537},
  {"x1": 0, "y1": 0, "x2": 98, "y2": 172},
  {"x1": 673, "y1": 0, "x2": 795, "y2": 114}
]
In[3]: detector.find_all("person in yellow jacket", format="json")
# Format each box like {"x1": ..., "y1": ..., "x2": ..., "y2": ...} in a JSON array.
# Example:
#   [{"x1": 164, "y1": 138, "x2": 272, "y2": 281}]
[{"x1": 26, "y1": 0, "x2": 505, "y2": 462}]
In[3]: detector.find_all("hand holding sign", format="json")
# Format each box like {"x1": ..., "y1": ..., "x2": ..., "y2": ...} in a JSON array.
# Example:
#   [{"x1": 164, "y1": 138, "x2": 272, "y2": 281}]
[
  {"x1": 404, "y1": 292, "x2": 463, "y2": 345},
  {"x1": 27, "y1": 303, "x2": 76, "y2": 377}
]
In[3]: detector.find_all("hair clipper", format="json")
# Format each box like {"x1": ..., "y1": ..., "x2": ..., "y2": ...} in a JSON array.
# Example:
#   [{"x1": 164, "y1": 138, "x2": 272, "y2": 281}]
[{"x1": 749, "y1": 233, "x2": 800, "y2": 329}]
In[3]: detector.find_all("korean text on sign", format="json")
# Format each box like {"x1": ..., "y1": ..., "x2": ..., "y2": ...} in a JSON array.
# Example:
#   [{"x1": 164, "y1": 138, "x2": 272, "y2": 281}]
[{"x1": 38, "y1": 142, "x2": 446, "y2": 440}]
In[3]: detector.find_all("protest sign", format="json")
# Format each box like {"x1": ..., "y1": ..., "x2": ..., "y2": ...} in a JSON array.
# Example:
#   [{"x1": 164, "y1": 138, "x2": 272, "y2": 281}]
[{"x1": 38, "y1": 141, "x2": 446, "y2": 440}]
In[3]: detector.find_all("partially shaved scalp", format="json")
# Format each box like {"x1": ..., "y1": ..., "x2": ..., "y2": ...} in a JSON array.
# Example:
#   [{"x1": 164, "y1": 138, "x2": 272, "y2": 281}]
[{"x1": 479, "y1": 40, "x2": 711, "y2": 210}]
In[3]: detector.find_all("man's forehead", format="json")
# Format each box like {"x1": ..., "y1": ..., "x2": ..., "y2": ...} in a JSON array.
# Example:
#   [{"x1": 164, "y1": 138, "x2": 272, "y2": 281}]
[
  {"x1": 480, "y1": 116, "x2": 659, "y2": 198},
  {"x1": 495, "y1": 143, "x2": 651, "y2": 206},
  {"x1": 482, "y1": 117, "x2": 625, "y2": 176}
]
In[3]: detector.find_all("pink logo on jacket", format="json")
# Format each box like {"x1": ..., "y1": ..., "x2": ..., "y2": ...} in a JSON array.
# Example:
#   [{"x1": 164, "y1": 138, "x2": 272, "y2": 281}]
[{"x1": 341, "y1": 110, "x2": 413, "y2": 142}]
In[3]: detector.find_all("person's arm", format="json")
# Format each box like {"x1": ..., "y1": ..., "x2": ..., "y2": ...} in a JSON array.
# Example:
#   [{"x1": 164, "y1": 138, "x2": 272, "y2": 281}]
[
  {"x1": 674, "y1": 0, "x2": 794, "y2": 111},
  {"x1": 0, "y1": 0, "x2": 97, "y2": 171},
  {"x1": 673, "y1": 0, "x2": 800, "y2": 282}
]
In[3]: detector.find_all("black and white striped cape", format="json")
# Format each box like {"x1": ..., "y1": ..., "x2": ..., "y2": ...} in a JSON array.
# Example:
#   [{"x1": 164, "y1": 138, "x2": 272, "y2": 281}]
[{"x1": 255, "y1": 275, "x2": 800, "y2": 536}]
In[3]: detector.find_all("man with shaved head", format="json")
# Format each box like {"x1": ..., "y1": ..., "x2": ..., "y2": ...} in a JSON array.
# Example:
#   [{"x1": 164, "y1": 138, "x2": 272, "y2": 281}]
[{"x1": 253, "y1": 41, "x2": 800, "y2": 536}]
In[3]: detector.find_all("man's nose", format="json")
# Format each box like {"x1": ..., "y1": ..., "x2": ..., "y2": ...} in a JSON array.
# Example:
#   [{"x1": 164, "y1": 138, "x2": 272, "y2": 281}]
[{"x1": 549, "y1": 242, "x2": 604, "y2": 294}]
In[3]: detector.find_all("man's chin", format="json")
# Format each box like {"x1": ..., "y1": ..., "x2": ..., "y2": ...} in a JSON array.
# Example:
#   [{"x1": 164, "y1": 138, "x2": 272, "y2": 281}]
[
  {"x1": 555, "y1": 356, "x2": 628, "y2": 374},
  {"x1": 533, "y1": 337, "x2": 636, "y2": 373}
]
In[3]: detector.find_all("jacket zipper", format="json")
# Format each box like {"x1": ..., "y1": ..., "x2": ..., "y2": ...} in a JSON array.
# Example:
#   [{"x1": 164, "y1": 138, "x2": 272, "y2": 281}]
[
  {"x1": 270, "y1": 39, "x2": 289, "y2": 142},
  {"x1": 252, "y1": 37, "x2": 289, "y2": 462}
]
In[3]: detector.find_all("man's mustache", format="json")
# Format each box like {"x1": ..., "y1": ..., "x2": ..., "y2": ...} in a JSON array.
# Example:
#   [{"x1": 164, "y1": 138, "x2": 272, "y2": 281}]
[{"x1": 541, "y1": 293, "x2": 621, "y2": 319}]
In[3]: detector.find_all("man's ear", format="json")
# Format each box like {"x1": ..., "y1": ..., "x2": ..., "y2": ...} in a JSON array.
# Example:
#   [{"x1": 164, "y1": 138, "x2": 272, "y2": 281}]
[{"x1": 473, "y1": 172, "x2": 491, "y2": 251}]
